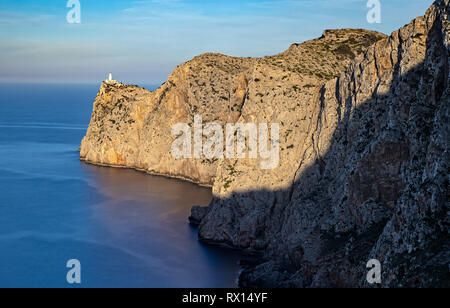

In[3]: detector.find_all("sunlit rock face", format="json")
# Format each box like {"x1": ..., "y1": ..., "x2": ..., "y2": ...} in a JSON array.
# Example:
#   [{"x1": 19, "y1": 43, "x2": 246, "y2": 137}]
[
  {"x1": 81, "y1": 28, "x2": 385, "y2": 187},
  {"x1": 81, "y1": 0, "x2": 449, "y2": 288}
]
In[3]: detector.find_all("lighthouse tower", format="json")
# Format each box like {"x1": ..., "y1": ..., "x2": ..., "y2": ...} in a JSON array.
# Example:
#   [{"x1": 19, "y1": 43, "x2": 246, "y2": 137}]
[{"x1": 105, "y1": 72, "x2": 116, "y2": 84}]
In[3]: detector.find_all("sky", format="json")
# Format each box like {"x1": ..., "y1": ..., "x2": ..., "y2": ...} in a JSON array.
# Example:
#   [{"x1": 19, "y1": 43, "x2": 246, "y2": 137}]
[{"x1": 0, "y1": 0, "x2": 435, "y2": 84}]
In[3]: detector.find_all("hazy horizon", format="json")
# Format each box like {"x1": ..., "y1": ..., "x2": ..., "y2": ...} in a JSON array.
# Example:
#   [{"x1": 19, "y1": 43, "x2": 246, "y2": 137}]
[{"x1": 0, "y1": 0, "x2": 434, "y2": 85}]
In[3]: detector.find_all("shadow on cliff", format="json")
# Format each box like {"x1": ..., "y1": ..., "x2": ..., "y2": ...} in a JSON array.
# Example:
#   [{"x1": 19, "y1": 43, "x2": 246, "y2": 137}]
[{"x1": 194, "y1": 13, "x2": 449, "y2": 288}]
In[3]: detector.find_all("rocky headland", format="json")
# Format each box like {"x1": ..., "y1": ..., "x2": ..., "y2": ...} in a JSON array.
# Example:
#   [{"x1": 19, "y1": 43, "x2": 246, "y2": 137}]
[{"x1": 81, "y1": 0, "x2": 449, "y2": 287}]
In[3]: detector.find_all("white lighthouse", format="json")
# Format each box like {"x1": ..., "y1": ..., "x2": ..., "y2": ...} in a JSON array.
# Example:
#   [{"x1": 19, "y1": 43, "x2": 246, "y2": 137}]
[{"x1": 105, "y1": 72, "x2": 116, "y2": 83}]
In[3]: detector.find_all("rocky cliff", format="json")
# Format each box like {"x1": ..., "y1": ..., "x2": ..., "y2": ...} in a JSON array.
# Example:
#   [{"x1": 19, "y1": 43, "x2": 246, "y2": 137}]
[
  {"x1": 81, "y1": 29, "x2": 385, "y2": 186},
  {"x1": 81, "y1": 0, "x2": 449, "y2": 287}
]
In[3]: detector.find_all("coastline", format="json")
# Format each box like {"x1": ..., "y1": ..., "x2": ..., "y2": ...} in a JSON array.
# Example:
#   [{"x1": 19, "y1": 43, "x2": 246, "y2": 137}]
[
  {"x1": 80, "y1": 155, "x2": 256, "y2": 287},
  {"x1": 80, "y1": 157, "x2": 214, "y2": 188}
]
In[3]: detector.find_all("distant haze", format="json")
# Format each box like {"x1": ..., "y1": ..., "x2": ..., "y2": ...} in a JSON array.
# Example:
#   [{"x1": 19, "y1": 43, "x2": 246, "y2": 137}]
[{"x1": 0, "y1": 0, "x2": 434, "y2": 84}]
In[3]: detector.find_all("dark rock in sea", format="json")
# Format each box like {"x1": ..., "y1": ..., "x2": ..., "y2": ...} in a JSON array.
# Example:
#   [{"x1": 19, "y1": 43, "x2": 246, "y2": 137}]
[{"x1": 189, "y1": 206, "x2": 210, "y2": 226}]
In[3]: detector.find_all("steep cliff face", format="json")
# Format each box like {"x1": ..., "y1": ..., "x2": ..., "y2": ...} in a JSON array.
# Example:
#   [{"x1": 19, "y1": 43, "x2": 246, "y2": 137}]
[
  {"x1": 81, "y1": 0, "x2": 449, "y2": 288},
  {"x1": 234, "y1": 0, "x2": 449, "y2": 287},
  {"x1": 80, "y1": 29, "x2": 385, "y2": 186}
]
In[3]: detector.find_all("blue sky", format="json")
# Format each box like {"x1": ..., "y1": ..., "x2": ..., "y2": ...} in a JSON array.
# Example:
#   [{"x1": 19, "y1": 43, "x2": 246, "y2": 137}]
[{"x1": 0, "y1": 0, "x2": 434, "y2": 84}]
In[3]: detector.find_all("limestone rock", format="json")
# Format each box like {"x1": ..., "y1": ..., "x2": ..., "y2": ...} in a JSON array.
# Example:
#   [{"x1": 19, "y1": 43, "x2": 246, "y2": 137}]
[
  {"x1": 81, "y1": 29, "x2": 384, "y2": 187},
  {"x1": 189, "y1": 206, "x2": 209, "y2": 226}
]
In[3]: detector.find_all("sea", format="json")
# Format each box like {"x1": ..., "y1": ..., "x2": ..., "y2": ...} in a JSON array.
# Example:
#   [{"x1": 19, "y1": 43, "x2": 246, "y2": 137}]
[{"x1": 0, "y1": 83, "x2": 241, "y2": 288}]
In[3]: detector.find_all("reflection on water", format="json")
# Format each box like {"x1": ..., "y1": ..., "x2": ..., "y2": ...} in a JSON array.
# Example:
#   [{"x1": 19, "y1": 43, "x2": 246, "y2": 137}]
[{"x1": 81, "y1": 164, "x2": 242, "y2": 288}]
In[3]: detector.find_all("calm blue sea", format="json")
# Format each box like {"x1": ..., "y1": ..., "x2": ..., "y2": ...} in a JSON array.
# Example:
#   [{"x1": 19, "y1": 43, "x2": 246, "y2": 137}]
[{"x1": 0, "y1": 83, "x2": 240, "y2": 288}]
